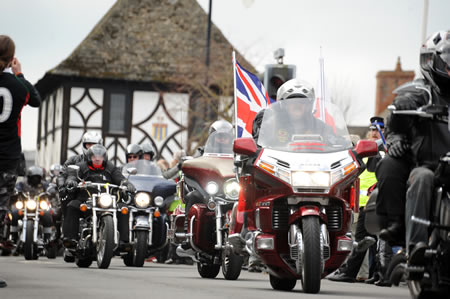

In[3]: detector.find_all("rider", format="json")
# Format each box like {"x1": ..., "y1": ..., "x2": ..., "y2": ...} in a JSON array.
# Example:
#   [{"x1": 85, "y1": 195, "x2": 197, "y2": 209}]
[
  {"x1": 141, "y1": 143, "x2": 155, "y2": 161},
  {"x1": 10, "y1": 166, "x2": 53, "y2": 243},
  {"x1": 376, "y1": 30, "x2": 450, "y2": 261},
  {"x1": 63, "y1": 145, "x2": 136, "y2": 249},
  {"x1": 125, "y1": 144, "x2": 143, "y2": 163},
  {"x1": 181, "y1": 120, "x2": 233, "y2": 240}
]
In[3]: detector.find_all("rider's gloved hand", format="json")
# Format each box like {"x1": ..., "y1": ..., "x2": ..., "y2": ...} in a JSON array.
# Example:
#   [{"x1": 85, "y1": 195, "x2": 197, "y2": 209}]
[
  {"x1": 387, "y1": 134, "x2": 410, "y2": 158},
  {"x1": 66, "y1": 179, "x2": 77, "y2": 189},
  {"x1": 121, "y1": 180, "x2": 136, "y2": 193},
  {"x1": 393, "y1": 97, "x2": 418, "y2": 111}
]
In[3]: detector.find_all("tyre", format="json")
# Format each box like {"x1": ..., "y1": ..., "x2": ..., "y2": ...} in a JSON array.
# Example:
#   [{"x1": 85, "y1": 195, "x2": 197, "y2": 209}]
[
  {"x1": 222, "y1": 250, "x2": 243, "y2": 280},
  {"x1": 133, "y1": 231, "x2": 148, "y2": 267},
  {"x1": 96, "y1": 215, "x2": 114, "y2": 269},
  {"x1": 76, "y1": 257, "x2": 92, "y2": 268},
  {"x1": 123, "y1": 252, "x2": 134, "y2": 266},
  {"x1": 63, "y1": 249, "x2": 75, "y2": 263},
  {"x1": 387, "y1": 252, "x2": 406, "y2": 286},
  {"x1": 46, "y1": 244, "x2": 57, "y2": 259},
  {"x1": 197, "y1": 262, "x2": 220, "y2": 279},
  {"x1": 24, "y1": 220, "x2": 35, "y2": 260},
  {"x1": 269, "y1": 274, "x2": 297, "y2": 291},
  {"x1": 300, "y1": 217, "x2": 322, "y2": 294}
]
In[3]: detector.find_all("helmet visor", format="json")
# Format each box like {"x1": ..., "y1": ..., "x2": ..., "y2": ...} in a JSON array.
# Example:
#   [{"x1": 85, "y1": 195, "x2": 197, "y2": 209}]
[{"x1": 434, "y1": 49, "x2": 450, "y2": 78}]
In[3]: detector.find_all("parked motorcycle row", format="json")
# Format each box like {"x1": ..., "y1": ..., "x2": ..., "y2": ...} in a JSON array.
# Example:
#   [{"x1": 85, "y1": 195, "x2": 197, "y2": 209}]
[{"x1": 0, "y1": 99, "x2": 448, "y2": 298}]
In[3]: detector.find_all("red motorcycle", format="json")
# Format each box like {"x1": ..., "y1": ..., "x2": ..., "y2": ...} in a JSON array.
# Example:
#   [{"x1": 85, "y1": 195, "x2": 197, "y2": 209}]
[
  {"x1": 230, "y1": 99, "x2": 377, "y2": 293},
  {"x1": 168, "y1": 130, "x2": 243, "y2": 280}
]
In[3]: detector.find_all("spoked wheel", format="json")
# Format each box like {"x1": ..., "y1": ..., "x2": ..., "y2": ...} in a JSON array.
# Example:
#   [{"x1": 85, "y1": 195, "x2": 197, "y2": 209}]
[
  {"x1": 96, "y1": 215, "x2": 114, "y2": 269},
  {"x1": 197, "y1": 262, "x2": 220, "y2": 279},
  {"x1": 222, "y1": 250, "x2": 243, "y2": 280},
  {"x1": 300, "y1": 217, "x2": 322, "y2": 294},
  {"x1": 24, "y1": 220, "x2": 36, "y2": 260},
  {"x1": 133, "y1": 231, "x2": 148, "y2": 267},
  {"x1": 269, "y1": 274, "x2": 297, "y2": 291}
]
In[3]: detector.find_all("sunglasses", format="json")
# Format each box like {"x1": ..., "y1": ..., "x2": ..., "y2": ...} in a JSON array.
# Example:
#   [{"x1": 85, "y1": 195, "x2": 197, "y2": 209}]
[{"x1": 127, "y1": 155, "x2": 139, "y2": 159}]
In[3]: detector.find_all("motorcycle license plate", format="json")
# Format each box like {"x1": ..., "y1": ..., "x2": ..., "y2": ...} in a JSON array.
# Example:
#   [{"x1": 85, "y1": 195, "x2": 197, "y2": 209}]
[{"x1": 167, "y1": 229, "x2": 175, "y2": 239}]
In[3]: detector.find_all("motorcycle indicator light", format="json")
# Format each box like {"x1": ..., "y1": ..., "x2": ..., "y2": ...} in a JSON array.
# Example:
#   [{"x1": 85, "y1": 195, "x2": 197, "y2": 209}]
[
  {"x1": 154, "y1": 209, "x2": 161, "y2": 218},
  {"x1": 39, "y1": 210, "x2": 44, "y2": 216},
  {"x1": 121, "y1": 207, "x2": 129, "y2": 215},
  {"x1": 205, "y1": 182, "x2": 219, "y2": 195},
  {"x1": 207, "y1": 199, "x2": 217, "y2": 210},
  {"x1": 15, "y1": 201, "x2": 24, "y2": 210},
  {"x1": 98, "y1": 193, "x2": 113, "y2": 208},
  {"x1": 80, "y1": 204, "x2": 88, "y2": 212},
  {"x1": 135, "y1": 192, "x2": 151, "y2": 208},
  {"x1": 18, "y1": 210, "x2": 23, "y2": 216},
  {"x1": 39, "y1": 200, "x2": 49, "y2": 210},
  {"x1": 258, "y1": 161, "x2": 275, "y2": 175},
  {"x1": 344, "y1": 163, "x2": 356, "y2": 175},
  {"x1": 26, "y1": 200, "x2": 37, "y2": 210}
]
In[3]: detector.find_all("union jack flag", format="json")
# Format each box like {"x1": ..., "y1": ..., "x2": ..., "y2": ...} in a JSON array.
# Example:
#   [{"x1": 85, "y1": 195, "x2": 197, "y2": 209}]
[{"x1": 234, "y1": 58, "x2": 274, "y2": 138}]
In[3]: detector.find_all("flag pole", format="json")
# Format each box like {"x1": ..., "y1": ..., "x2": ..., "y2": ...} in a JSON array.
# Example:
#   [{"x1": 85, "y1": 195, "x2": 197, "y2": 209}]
[
  {"x1": 232, "y1": 50, "x2": 238, "y2": 139},
  {"x1": 319, "y1": 47, "x2": 326, "y2": 121}
]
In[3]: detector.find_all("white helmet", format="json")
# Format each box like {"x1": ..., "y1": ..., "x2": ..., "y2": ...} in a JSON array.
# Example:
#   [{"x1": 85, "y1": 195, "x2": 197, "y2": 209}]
[
  {"x1": 81, "y1": 131, "x2": 103, "y2": 155},
  {"x1": 276, "y1": 79, "x2": 315, "y2": 102}
]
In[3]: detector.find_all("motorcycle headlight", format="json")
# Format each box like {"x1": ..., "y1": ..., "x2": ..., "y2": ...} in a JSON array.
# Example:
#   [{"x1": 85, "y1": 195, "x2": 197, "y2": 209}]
[
  {"x1": 39, "y1": 200, "x2": 49, "y2": 210},
  {"x1": 15, "y1": 201, "x2": 24, "y2": 210},
  {"x1": 135, "y1": 192, "x2": 151, "y2": 208},
  {"x1": 153, "y1": 196, "x2": 164, "y2": 207},
  {"x1": 224, "y1": 179, "x2": 240, "y2": 200},
  {"x1": 26, "y1": 200, "x2": 37, "y2": 210},
  {"x1": 98, "y1": 193, "x2": 113, "y2": 208},
  {"x1": 205, "y1": 181, "x2": 219, "y2": 196},
  {"x1": 291, "y1": 171, "x2": 330, "y2": 187}
]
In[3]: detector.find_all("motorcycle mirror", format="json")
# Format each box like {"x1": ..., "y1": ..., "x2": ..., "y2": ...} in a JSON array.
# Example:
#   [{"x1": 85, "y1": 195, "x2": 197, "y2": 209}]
[
  {"x1": 354, "y1": 140, "x2": 378, "y2": 158},
  {"x1": 233, "y1": 138, "x2": 257, "y2": 156},
  {"x1": 126, "y1": 167, "x2": 137, "y2": 175}
]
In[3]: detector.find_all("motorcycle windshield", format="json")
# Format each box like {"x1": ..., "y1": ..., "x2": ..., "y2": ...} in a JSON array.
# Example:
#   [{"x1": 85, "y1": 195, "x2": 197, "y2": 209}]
[
  {"x1": 258, "y1": 98, "x2": 353, "y2": 153},
  {"x1": 122, "y1": 160, "x2": 163, "y2": 176},
  {"x1": 204, "y1": 131, "x2": 234, "y2": 155}
]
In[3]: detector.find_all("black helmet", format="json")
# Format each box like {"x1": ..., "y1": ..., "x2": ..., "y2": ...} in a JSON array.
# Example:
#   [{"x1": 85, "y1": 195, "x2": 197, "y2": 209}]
[
  {"x1": 208, "y1": 120, "x2": 233, "y2": 136},
  {"x1": 81, "y1": 131, "x2": 103, "y2": 155},
  {"x1": 125, "y1": 144, "x2": 143, "y2": 162},
  {"x1": 141, "y1": 143, "x2": 155, "y2": 161},
  {"x1": 26, "y1": 166, "x2": 44, "y2": 187},
  {"x1": 87, "y1": 144, "x2": 108, "y2": 169},
  {"x1": 420, "y1": 30, "x2": 450, "y2": 96}
]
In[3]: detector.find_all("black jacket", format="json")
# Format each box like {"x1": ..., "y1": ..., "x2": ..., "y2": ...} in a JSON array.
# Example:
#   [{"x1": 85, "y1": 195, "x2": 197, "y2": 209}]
[
  {"x1": 388, "y1": 79, "x2": 450, "y2": 170},
  {"x1": 67, "y1": 161, "x2": 125, "y2": 186},
  {"x1": 0, "y1": 72, "x2": 40, "y2": 160}
]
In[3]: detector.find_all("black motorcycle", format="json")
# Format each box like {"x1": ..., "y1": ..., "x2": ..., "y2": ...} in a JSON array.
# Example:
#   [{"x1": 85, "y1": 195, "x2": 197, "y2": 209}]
[
  {"x1": 66, "y1": 165, "x2": 130, "y2": 269},
  {"x1": 122, "y1": 160, "x2": 176, "y2": 266},
  {"x1": 365, "y1": 104, "x2": 450, "y2": 298}
]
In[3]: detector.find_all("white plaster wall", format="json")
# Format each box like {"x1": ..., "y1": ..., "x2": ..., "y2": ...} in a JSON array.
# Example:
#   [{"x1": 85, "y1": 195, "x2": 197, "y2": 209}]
[{"x1": 131, "y1": 91, "x2": 189, "y2": 161}]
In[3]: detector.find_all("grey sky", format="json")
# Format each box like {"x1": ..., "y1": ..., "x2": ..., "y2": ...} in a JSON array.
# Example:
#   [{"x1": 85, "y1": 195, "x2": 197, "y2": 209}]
[{"x1": 1, "y1": 0, "x2": 449, "y2": 151}]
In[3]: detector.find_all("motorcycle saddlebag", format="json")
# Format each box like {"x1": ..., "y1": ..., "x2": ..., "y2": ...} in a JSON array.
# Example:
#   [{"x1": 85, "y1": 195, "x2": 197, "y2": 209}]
[
  {"x1": 187, "y1": 204, "x2": 216, "y2": 253},
  {"x1": 364, "y1": 189, "x2": 382, "y2": 235}
]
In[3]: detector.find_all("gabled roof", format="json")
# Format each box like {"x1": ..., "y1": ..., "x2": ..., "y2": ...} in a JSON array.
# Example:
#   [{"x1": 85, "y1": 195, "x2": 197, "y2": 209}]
[{"x1": 37, "y1": 0, "x2": 254, "y2": 93}]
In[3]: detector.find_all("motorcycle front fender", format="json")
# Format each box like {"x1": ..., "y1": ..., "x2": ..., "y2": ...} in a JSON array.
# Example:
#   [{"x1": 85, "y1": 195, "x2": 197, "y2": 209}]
[{"x1": 134, "y1": 215, "x2": 150, "y2": 230}]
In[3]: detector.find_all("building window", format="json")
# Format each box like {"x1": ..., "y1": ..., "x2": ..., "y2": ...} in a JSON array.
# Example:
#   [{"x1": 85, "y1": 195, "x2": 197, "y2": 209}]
[{"x1": 104, "y1": 90, "x2": 131, "y2": 136}]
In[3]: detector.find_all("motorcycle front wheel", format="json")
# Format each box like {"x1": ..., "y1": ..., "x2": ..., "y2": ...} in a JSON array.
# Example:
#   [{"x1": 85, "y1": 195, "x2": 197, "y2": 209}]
[
  {"x1": 269, "y1": 274, "x2": 297, "y2": 291},
  {"x1": 24, "y1": 220, "x2": 37, "y2": 260},
  {"x1": 197, "y1": 262, "x2": 220, "y2": 279},
  {"x1": 76, "y1": 257, "x2": 93, "y2": 268},
  {"x1": 300, "y1": 217, "x2": 321, "y2": 294},
  {"x1": 133, "y1": 230, "x2": 148, "y2": 267},
  {"x1": 222, "y1": 250, "x2": 243, "y2": 280},
  {"x1": 96, "y1": 215, "x2": 114, "y2": 269}
]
